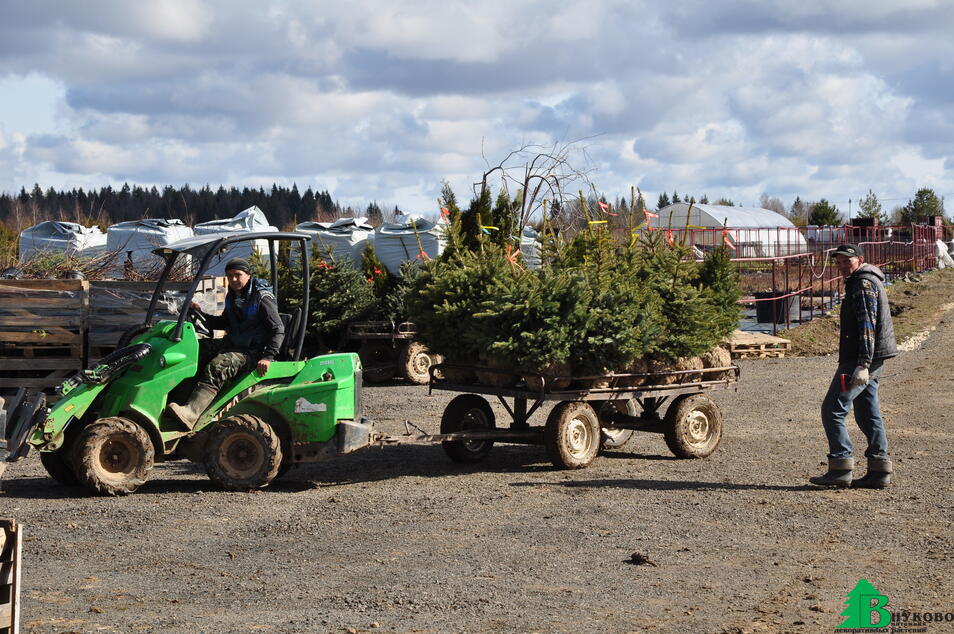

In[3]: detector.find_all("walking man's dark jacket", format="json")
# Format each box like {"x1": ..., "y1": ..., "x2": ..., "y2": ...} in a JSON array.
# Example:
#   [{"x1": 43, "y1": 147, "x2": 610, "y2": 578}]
[
  {"x1": 838, "y1": 263, "x2": 897, "y2": 368},
  {"x1": 202, "y1": 277, "x2": 284, "y2": 361}
]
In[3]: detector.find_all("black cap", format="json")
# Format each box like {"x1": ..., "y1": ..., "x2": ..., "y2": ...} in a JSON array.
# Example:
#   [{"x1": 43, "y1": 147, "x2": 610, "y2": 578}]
[
  {"x1": 831, "y1": 244, "x2": 863, "y2": 258},
  {"x1": 225, "y1": 257, "x2": 251, "y2": 273}
]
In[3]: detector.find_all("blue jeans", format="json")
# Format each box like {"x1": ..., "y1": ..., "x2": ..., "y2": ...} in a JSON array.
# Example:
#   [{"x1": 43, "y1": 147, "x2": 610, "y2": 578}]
[{"x1": 821, "y1": 359, "x2": 889, "y2": 459}]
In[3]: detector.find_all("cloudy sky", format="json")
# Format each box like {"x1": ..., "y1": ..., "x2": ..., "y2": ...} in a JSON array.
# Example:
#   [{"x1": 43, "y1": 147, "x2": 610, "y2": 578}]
[{"x1": 1, "y1": 0, "x2": 952, "y2": 216}]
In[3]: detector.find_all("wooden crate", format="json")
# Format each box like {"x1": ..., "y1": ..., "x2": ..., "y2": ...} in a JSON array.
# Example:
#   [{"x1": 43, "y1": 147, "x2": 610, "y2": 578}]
[
  {"x1": 87, "y1": 277, "x2": 225, "y2": 362},
  {"x1": 0, "y1": 280, "x2": 86, "y2": 389},
  {"x1": 0, "y1": 519, "x2": 22, "y2": 634},
  {"x1": 728, "y1": 330, "x2": 792, "y2": 359}
]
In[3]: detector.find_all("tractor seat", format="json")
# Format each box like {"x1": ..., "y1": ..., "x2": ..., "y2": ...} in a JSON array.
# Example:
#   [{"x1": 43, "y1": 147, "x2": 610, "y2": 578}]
[{"x1": 278, "y1": 307, "x2": 303, "y2": 361}]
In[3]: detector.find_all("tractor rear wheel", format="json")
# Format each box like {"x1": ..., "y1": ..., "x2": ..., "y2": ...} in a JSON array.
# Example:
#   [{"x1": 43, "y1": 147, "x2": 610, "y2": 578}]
[
  {"x1": 40, "y1": 449, "x2": 79, "y2": 486},
  {"x1": 73, "y1": 417, "x2": 155, "y2": 495},
  {"x1": 204, "y1": 414, "x2": 282, "y2": 491}
]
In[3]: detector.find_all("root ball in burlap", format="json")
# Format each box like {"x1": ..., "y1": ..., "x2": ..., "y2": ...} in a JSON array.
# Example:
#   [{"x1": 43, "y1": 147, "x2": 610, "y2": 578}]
[
  {"x1": 701, "y1": 346, "x2": 733, "y2": 381},
  {"x1": 524, "y1": 361, "x2": 572, "y2": 391}
]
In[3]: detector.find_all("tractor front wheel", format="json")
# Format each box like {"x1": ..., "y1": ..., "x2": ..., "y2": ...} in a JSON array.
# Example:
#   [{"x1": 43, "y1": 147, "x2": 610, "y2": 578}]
[
  {"x1": 204, "y1": 414, "x2": 283, "y2": 491},
  {"x1": 73, "y1": 417, "x2": 155, "y2": 495}
]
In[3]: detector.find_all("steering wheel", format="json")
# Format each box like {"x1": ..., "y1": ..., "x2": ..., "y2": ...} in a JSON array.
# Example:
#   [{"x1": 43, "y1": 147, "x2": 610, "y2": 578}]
[{"x1": 187, "y1": 305, "x2": 213, "y2": 338}]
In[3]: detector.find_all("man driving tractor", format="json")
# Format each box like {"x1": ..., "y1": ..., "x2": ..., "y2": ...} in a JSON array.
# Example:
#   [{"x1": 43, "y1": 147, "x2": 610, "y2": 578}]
[{"x1": 167, "y1": 257, "x2": 284, "y2": 428}]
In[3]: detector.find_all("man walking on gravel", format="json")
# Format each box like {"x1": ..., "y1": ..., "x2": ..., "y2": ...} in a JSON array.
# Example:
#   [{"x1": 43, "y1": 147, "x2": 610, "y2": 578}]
[
  {"x1": 810, "y1": 244, "x2": 897, "y2": 489},
  {"x1": 167, "y1": 257, "x2": 284, "y2": 428}
]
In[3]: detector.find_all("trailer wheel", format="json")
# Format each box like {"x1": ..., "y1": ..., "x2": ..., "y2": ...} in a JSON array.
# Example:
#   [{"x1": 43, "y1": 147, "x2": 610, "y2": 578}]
[
  {"x1": 399, "y1": 341, "x2": 433, "y2": 385},
  {"x1": 40, "y1": 449, "x2": 79, "y2": 486},
  {"x1": 596, "y1": 399, "x2": 636, "y2": 451},
  {"x1": 73, "y1": 417, "x2": 155, "y2": 496},
  {"x1": 204, "y1": 414, "x2": 282, "y2": 491},
  {"x1": 545, "y1": 402, "x2": 600, "y2": 469},
  {"x1": 359, "y1": 341, "x2": 395, "y2": 383},
  {"x1": 664, "y1": 394, "x2": 723, "y2": 458},
  {"x1": 440, "y1": 394, "x2": 496, "y2": 463}
]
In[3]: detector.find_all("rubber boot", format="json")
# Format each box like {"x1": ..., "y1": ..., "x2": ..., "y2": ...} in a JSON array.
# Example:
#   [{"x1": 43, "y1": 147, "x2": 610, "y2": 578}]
[
  {"x1": 809, "y1": 457, "x2": 854, "y2": 487},
  {"x1": 167, "y1": 383, "x2": 217, "y2": 429},
  {"x1": 852, "y1": 457, "x2": 892, "y2": 489}
]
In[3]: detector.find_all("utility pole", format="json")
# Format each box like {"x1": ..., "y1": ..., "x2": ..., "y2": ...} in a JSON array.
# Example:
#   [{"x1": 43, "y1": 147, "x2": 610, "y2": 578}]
[{"x1": 848, "y1": 198, "x2": 852, "y2": 221}]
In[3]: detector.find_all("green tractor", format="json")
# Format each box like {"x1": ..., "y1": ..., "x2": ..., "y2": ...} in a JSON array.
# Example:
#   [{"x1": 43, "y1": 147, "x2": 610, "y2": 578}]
[{"x1": 4, "y1": 231, "x2": 371, "y2": 495}]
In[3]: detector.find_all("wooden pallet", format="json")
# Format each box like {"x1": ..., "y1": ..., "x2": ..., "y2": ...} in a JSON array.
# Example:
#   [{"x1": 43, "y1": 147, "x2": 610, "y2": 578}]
[
  {"x1": 728, "y1": 330, "x2": 792, "y2": 359},
  {"x1": 0, "y1": 278, "x2": 224, "y2": 388},
  {"x1": 88, "y1": 277, "x2": 225, "y2": 355},
  {"x1": 0, "y1": 519, "x2": 22, "y2": 634},
  {"x1": 0, "y1": 280, "x2": 87, "y2": 389}
]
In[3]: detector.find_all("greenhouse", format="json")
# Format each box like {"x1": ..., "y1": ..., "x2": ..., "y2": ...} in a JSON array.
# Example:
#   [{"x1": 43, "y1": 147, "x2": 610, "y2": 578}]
[{"x1": 653, "y1": 203, "x2": 807, "y2": 257}]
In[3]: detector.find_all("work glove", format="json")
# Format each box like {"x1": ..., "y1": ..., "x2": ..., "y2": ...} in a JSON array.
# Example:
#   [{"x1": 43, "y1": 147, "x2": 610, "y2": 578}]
[{"x1": 850, "y1": 366, "x2": 870, "y2": 388}]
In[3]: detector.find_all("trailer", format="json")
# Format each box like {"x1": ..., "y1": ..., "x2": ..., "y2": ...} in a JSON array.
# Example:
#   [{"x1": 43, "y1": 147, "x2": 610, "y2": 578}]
[
  {"x1": 348, "y1": 321, "x2": 441, "y2": 385},
  {"x1": 384, "y1": 362, "x2": 741, "y2": 469}
]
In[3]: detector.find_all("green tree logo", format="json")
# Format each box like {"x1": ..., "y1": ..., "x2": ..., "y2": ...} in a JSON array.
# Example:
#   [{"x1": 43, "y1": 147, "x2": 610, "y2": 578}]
[{"x1": 837, "y1": 579, "x2": 891, "y2": 629}]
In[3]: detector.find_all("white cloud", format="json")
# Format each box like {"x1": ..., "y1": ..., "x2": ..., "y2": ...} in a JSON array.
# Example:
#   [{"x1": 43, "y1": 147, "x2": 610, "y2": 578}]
[{"x1": 0, "y1": 0, "x2": 951, "y2": 214}]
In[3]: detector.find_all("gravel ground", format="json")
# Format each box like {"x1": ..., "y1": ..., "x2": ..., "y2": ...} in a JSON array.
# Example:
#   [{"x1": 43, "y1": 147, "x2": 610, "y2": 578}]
[{"x1": 3, "y1": 317, "x2": 954, "y2": 633}]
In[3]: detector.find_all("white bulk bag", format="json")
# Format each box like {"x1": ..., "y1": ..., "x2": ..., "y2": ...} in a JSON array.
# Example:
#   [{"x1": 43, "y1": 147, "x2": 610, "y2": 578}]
[
  {"x1": 18, "y1": 221, "x2": 107, "y2": 261},
  {"x1": 194, "y1": 206, "x2": 277, "y2": 275},
  {"x1": 519, "y1": 226, "x2": 542, "y2": 270},
  {"x1": 374, "y1": 214, "x2": 446, "y2": 275},
  {"x1": 295, "y1": 217, "x2": 374, "y2": 269},
  {"x1": 106, "y1": 218, "x2": 193, "y2": 278}
]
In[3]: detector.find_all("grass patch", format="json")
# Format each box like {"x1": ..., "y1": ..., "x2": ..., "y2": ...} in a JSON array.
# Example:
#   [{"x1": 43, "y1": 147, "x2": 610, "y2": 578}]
[{"x1": 781, "y1": 267, "x2": 954, "y2": 357}]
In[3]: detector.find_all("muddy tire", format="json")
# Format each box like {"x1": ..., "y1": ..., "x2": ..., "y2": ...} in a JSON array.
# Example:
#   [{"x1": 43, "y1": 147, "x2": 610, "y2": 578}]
[
  {"x1": 73, "y1": 417, "x2": 155, "y2": 495},
  {"x1": 440, "y1": 394, "x2": 496, "y2": 463},
  {"x1": 545, "y1": 402, "x2": 601, "y2": 469},
  {"x1": 359, "y1": 341, "x2": 395, "y2": 383},
  {"x1": 204, "y1": 414, "x2": 282, "y2": 491},
  {"x1": 40, "y1": 449, "x2": 79, "y2": 486},
  {"x1": 221, "y1": 379, "x2": 295, "y2": 480},
  {"x1": 663, "y1": 394, "x2": 723, "y2": 458},
  {"x1": 399, "y1": 341, "x2": 433, "y2": 385},
  {"x1": 596, "y1": 399, "x2": 637, "y2": 451}
]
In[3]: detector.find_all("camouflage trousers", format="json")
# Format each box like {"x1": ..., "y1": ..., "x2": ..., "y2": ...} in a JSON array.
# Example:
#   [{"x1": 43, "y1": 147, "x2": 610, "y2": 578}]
[{"x1": 197, "y1": 338, "x2": 252, "y2": 391}]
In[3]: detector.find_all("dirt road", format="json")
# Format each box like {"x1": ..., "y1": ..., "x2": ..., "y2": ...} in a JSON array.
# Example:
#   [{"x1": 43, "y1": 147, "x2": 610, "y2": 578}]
[{"x1": 3, "y1": 317, "x2": 954, "y2": 632}]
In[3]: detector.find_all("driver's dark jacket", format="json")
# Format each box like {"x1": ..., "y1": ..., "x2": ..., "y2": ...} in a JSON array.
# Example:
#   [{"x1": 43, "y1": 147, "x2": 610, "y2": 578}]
[{"x1": 200, "y1": 277, "x2": 284, "y2": 361}]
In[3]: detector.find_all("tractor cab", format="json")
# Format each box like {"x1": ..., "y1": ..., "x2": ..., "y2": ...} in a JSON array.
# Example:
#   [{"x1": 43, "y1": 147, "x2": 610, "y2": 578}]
[{"x1": 5, "y1": 231, "x2": 368, "y2": 495}]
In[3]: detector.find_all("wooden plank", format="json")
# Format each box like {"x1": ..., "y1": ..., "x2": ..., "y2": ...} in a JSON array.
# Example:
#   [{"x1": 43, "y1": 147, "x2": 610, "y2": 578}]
[
  {"x1": 0, "y1": 279, "x2": 85, "y2": 292},
  {"x1": 0, "y1": 358, "x2": 81, "y2": 370},
  {"x1": 0, "y1": 562, "x2": 11, "y2": 585},
  {"x1": 729, "y1": 329, "x2": 792, "y2": 346},
  {"x1": 0, "y1": 316, "x2": 82, "y2": 328},
  {"x1": 0, "y1": 296, "x2": 83, "y2": 308},
  {"x1": 0, "y1": 332, "x2": 81, "y2": 345},
  {"x1": 0, "y1": 375, "x2": 71, "y2": 389}
]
